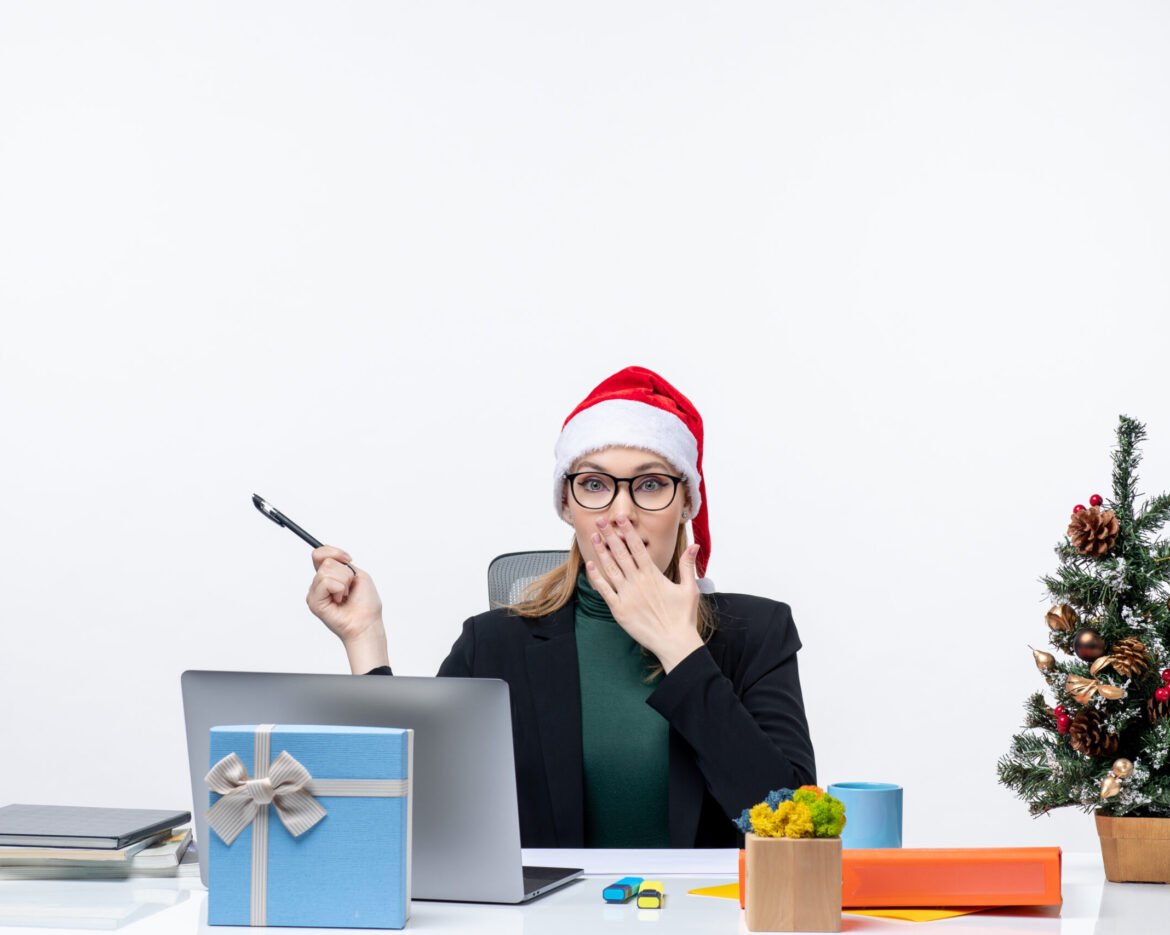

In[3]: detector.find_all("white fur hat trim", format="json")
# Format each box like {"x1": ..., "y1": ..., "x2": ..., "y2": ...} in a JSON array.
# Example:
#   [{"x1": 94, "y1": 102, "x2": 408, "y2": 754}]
[{"x1": 553, "y1": 399, "x2": 701, "y2": 520}]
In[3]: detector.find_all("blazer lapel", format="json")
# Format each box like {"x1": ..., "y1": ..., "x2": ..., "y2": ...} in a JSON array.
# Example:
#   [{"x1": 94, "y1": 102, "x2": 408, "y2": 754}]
[{"x1": 525, "y1": 602, "x2": 585, "y2": 847}]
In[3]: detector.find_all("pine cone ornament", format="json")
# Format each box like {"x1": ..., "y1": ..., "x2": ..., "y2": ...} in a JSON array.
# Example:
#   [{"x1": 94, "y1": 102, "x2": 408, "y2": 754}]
[
  {"x1": 1069, "y1": 709, "x2": 1119, "y2": 756},
  {"x1": 1148, "y1": 694, "x2": 1170, "y2": 723},
  {"x1": 1067, "y1": 506, "x2": 1120, "y2": 557},
  {"x1": 1107, "y1": 637, "x2": 1150, "y2": 679}
]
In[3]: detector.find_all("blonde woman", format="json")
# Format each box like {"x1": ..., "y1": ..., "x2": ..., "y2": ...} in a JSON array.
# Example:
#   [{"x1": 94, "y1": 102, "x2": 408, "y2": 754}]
[{"x1": 307, "y1": 366, "x2": 815, "y2": 847}]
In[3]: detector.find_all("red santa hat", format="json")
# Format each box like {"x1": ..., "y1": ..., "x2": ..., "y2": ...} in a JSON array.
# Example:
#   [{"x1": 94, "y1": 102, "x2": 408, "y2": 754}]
[{"x1": 554, "y1": 366, "x2": 714, "y2": 593}]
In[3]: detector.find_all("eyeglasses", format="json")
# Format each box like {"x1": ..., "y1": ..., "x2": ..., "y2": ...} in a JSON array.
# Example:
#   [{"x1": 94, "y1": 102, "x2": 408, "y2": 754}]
[{"x1": 563, "y1": 471, "x2": 684, "y2": 511}]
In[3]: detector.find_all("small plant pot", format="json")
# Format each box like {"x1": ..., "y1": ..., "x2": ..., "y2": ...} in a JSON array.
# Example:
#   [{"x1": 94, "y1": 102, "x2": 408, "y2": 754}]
[
  {"x1": 1095, "y1": 813, "x2": 1170, "y2": 884},
  {"x1": 744, "y1": 833, "x2": 842, "y2": 932}
]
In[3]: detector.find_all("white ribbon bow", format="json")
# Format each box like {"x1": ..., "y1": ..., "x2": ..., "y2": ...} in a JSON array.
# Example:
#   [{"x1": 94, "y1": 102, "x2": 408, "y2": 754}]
[{"x1": 205, "y1": 750, "x2": 327, "y2": 845}]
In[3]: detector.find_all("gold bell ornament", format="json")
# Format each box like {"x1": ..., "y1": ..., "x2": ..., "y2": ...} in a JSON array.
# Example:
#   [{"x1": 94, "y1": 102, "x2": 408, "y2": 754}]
[{"x1": 1100, "y1": 758, "x2": 1134, "y2": 799}]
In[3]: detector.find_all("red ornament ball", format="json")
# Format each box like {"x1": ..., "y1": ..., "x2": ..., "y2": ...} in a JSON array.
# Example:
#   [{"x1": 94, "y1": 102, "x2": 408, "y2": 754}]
[
  {"x1": 1156, "y1": 687, "x2": 1170, "y2": 703},
  {"x1": 1162, "y1": 669, "x2": 1170, "y2": 684},
  {"x1": 1089, "y1": 494, "x2": 1103, "y2": 507},
  {"x1": 1057, "y1": 715, "x2": 1071, "y2": 733},
  {"x1": 1073, "y1": 504, "x2": 1086, "y2": 514},
  {"x1": 1054, "y1": 704, "x2": 1066, "y2": 718}
]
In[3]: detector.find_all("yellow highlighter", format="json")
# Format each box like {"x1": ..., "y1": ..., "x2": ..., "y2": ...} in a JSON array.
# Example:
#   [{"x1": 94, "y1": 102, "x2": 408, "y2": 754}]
[{"x1": 636, "y1": 880, "x2": 664, "y2": 909}]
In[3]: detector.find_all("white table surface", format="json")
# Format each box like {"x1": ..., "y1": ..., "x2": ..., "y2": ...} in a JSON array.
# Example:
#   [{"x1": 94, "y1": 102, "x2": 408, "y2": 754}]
[{"x1": 0, "y1": 852, "x2": 1164, "y2": 935}]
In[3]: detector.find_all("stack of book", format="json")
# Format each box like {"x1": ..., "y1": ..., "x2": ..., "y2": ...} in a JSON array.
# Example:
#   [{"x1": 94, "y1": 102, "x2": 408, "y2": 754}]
[{"x1": 0, "y1": 804, "x2": 195, "y2": 879}]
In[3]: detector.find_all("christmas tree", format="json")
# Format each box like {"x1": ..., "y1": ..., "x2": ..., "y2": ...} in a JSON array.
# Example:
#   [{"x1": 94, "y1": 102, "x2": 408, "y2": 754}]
[{"x1": 999, "y1": 416, "x2": 1170, "y2": 815}]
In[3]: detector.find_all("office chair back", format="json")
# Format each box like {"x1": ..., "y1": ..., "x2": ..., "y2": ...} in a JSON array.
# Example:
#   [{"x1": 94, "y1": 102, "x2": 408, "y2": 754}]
[{"x1": 487, "y1": 550, "x2": 570, "y2": 608}]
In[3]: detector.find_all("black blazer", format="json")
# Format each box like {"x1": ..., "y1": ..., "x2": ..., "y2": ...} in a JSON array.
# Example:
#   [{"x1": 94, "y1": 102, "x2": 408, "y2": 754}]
[{"x1": 371, "y1": 591, "x2": 816, "y2": 847}]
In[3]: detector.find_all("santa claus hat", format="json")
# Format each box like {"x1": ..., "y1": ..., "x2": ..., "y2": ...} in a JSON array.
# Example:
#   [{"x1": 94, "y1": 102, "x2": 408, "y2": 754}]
[{"x1": 553, "y1": 366, "x2": 714, "y2": 593}]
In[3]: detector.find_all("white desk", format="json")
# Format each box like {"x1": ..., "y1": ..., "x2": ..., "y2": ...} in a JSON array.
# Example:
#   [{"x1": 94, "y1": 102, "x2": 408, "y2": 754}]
[{"x1": 0, "y1": 853, "x2": 1164, "y2": 934}]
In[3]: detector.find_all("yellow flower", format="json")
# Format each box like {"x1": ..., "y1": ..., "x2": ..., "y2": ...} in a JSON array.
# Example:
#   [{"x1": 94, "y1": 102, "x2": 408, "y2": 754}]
[
  {"x1": 749, "y1": 802, "x2": 776, "y2": 836},
  {"x1": 763, "y1": 803, "x2": 793, "y2": 837},
  {"x1": 750, "y1": 800, "x2": 816, "y2": 838},
  {"x1": 782, "y1": 802, "x2": 816, "y2": 838}
]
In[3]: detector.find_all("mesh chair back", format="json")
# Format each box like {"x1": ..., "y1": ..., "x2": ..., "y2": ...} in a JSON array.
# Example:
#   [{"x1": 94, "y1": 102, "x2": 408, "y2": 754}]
[{"x1": 487, "y1": 550, "x2": 570, "y2": 609}]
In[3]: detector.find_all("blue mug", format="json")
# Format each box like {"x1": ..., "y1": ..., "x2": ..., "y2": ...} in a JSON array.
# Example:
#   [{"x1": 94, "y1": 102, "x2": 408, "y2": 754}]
[{"x1": 827, "y1": 782, "x2": 902, "y2": 849}]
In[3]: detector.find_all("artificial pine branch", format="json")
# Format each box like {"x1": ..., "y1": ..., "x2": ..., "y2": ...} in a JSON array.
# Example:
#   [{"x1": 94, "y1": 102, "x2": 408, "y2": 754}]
[
  {"x1": 1041, "y1": 565, "x2": 1113, "y2": 620},
  {"x1": 1023, "y1": 692, "x2": 1055, "y2": 729},
  {"x1": 1110, "y1": 416, "x2": 1146, "y2": 527},
  {"x1": 1133, "y1": 493, "x2": 1170, "y2": 538}
]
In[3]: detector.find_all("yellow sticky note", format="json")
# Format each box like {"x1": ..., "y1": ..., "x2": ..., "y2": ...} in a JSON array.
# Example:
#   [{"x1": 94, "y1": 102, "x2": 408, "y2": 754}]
[
  {"x1": 686, "y1": 884, "x2": 990, "y2": 923},
  {"x1": 687, "y1": 883, "x2": 740, "y2": 900},
  {"x1": 845, "y1": 907, "x2": 991, "y2": 922}
]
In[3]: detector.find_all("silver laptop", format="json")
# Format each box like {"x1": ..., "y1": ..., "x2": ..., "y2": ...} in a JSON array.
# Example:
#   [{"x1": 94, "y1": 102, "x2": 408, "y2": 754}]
[{"x1": 181, "y1": 670, "x2": 582, "y2": 903}]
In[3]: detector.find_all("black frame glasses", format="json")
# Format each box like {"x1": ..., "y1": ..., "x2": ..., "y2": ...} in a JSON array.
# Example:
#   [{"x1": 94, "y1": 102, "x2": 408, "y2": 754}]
[{"x1": 563, "y1": 471, "x2": 685, "y2": 511}]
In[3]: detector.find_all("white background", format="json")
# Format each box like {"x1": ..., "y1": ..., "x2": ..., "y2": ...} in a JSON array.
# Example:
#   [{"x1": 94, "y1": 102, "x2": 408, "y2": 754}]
[{"x1": 2, "y1": 1, "x2": 1168, "y2": 854}]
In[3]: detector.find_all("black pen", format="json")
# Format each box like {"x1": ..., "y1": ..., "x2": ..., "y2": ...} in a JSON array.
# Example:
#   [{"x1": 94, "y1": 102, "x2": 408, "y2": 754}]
[{"x1": 252, "y1": 494, "x2": 356, "y2": 574}]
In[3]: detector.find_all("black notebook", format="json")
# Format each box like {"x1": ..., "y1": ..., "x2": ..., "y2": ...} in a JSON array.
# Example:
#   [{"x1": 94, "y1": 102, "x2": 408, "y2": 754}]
[{"x1": 0, "y1": 805, "x2": 192, "y2": 850}]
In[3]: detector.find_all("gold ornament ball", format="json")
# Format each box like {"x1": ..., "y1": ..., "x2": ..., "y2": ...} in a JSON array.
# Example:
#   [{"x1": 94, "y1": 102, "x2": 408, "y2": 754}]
[
  {"x1": 1073, "y1": 628, "x2": 1107, "y2": 662},
  {"x1": 1030, "y1": 647, "x2": 1056, "y2": 672},
  {"x1": 1101, "y1": 775, "x2": 1121, "y2": 799},
  {"x1": 1112, "y1": 759, "x2": 1134, "y2": 779}
]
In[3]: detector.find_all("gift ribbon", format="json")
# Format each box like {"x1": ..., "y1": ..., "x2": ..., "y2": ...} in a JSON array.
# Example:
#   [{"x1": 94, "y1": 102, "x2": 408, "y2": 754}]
[
  {"x1": 204, "y1": 724, "x2": 409, "y2": 926},
  {"x1": 1065, "y1": 674, "x2": 1126, "y2": 703}
]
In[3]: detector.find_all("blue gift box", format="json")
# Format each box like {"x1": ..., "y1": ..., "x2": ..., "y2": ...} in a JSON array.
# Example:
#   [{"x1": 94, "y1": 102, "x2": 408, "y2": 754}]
[{"x1": 207, "y1": 724, "x2": 412, "y2": 929}]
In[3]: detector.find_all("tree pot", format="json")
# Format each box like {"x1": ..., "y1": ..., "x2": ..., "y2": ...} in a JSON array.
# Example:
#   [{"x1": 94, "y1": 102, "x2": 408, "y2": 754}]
[
  {"x1": 1095, "y1": 813, "x2": 1170, "y2": 884},
  {"x1": 744, "y1": 833, "x2": 842, "y2": 932}
]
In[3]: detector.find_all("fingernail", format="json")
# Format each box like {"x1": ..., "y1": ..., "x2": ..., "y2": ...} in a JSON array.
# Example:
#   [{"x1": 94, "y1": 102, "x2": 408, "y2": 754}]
[
  {"x1": 341, "y1": 552, "x2": 352, "y2": 562},
  {"x1": 597, "y1": 518, "x2": 608, "y2": 529},
  {"x1": 592, "y1": 533, "x2": 602, "y2": 544},
  {"x1": 616, "y1": 516, "x2": 628, "y2": 526}
]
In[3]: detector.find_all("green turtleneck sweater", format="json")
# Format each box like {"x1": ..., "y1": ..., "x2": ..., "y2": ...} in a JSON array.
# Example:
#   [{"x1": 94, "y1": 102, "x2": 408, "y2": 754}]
[{"x1": 574, "y1": 572, "x2": 671, "y2": 847}]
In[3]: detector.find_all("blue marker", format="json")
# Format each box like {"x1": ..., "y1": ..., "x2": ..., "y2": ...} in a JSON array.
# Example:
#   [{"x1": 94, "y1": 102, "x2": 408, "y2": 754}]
[{"x1": 602, "y1": 877, "x2": 643, "y2": 903}]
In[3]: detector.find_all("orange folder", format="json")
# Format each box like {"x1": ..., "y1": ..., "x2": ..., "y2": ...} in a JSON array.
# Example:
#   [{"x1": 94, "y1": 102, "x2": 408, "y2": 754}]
[
  {"x1": 841, "y1": 847, "x2": 1062, "y2": 907},
  {"x1": 738, "y1": 847, "x2": 1061, "y2": 909},
  {"x1": 738, "y1": 849, "x2": 746, "y2": 909}
]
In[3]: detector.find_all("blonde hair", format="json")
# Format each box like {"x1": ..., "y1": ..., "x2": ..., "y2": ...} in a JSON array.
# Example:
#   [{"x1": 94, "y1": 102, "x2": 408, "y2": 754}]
[{"x1": 508, "y1": 525, "x2": 717, "y2": 678}]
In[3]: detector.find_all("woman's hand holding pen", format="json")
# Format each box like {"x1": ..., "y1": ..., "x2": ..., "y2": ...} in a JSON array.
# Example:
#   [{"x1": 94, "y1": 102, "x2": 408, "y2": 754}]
[
  {"x1": 584, "y1": 516, "x2": 704, "y2": 675},
  {"x1": 307, "y1": 546, "x2": 389, "y2": 674}
]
